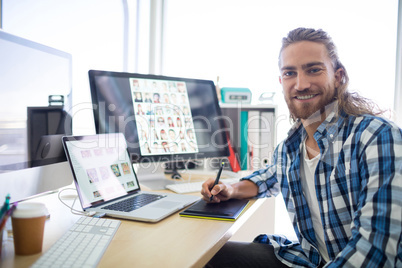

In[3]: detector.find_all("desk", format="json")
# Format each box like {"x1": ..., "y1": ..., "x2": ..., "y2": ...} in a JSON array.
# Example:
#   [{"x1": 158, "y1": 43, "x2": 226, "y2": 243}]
[{"x1": 0, "y1": 185, "x2": 264, "y2": 267}]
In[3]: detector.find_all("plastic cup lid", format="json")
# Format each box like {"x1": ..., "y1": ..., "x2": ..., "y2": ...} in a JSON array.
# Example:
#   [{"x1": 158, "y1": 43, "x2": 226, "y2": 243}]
[{"x1": 12, "y1": 202, "x2": 47, "y2": 218}]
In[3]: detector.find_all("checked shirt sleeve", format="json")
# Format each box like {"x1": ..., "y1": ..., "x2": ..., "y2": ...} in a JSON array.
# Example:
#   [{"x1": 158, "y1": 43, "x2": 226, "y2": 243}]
[
  {"x1": 326, "y1": 123, "x2": 402, "y2": 267},
  {"x1": 241, "y1": 145, "x2": 282, "y2": 198}
]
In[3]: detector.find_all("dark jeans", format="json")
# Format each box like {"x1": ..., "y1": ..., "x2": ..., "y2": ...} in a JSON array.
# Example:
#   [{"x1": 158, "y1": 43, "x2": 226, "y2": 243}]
[{"x1": 205, "y1": 241, "x2": 290, "y2": 268}]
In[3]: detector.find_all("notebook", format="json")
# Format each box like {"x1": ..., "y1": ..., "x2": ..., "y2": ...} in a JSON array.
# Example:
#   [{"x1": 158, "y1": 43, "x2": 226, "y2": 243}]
[
  {"x1": 62, "y1": 133, "x2": 199, "y2": 222},
  {"x1": 179, "y1": 199, "x2": 249, "y2": 221}
]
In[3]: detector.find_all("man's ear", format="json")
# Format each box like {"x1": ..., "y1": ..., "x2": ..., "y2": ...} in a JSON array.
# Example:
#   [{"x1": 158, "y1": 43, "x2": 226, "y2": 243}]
[
  {"x1": 279, "y1": 76, "x2": 282, "y2": 85},
  {"x1": 334, "y1": 68, "x2": 343, "y2": 88}
]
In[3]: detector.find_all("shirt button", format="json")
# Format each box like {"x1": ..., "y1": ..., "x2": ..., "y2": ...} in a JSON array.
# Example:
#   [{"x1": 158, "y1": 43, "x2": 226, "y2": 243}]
[{"x1": 327, "y1": 232, "x2": 334, "y2": 240}]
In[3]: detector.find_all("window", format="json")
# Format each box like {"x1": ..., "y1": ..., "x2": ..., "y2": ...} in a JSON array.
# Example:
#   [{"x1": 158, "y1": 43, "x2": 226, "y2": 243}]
[
  {"x1": 163, "y1": 0, "x2": 398, "y2": 116},
  {"x1": 2, "y1": 0, "x2": 142, "y2": 134}
]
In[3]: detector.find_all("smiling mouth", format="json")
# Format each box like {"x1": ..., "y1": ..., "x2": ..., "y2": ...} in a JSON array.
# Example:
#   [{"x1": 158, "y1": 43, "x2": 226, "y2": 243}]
[{"x1": 295, "y1": 94, "x2": 317, "y2": 100}]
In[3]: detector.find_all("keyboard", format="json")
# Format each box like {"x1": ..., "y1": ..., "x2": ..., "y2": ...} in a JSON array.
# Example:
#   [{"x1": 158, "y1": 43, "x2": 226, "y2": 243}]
[
  {"x1": 102, "y1": 193, "x2": 166, "y2": 212},
  {"x1": 31, "y1": 216, "x2": 121, "y2": 268},
  {"x1": 166, "y1": 178, "x2": 240, "y2": 194}
]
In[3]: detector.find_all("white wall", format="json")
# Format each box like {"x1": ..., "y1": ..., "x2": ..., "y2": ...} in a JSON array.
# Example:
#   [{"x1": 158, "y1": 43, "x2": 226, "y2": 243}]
[{"x1": 394, "y1": 0, "x2": 402, "y2": 127}]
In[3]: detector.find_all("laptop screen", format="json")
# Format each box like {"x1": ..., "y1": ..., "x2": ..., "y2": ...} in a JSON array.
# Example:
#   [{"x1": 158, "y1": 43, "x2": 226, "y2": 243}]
[{"x1": 62, "y1": 133, "x2": 140, "y2": 209}]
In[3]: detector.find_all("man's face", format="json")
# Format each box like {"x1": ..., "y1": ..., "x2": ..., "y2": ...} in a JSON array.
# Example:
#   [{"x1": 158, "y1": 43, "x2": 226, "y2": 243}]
[{"x1": 279, "y1": 41, "x2": 341, "y2": 121}]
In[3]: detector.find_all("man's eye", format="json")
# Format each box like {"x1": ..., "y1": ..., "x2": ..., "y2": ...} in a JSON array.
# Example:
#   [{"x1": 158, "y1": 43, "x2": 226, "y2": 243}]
[
  {"x1": 283, "y1": 71, "x2": 295, "y2": 77},
  {"x1": 309, "y1": 68, "x2": 321, "y2": 74}
]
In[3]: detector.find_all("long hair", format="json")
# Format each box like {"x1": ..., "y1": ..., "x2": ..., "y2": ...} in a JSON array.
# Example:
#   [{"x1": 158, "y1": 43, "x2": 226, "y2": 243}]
[{"x1": 279, "y1": 27, "x2": 383, "y2": 118}]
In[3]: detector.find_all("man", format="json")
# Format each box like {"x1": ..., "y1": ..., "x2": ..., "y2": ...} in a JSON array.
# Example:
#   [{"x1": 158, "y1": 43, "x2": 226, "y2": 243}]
[{"x1": 202, "y1": 28, "x2": 402, "y2": 267}]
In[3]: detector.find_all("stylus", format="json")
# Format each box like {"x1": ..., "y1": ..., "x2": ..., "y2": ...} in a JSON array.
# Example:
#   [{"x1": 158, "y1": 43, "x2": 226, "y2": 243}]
[{"x1": 209, "y1": 162, "x2": 224, "y2": 201}]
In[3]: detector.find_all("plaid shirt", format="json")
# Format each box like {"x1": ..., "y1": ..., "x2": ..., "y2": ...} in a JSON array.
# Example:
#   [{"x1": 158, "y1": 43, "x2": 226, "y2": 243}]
[{"x1": 242, "y1": 106, "x2": 402, "y2": 267}]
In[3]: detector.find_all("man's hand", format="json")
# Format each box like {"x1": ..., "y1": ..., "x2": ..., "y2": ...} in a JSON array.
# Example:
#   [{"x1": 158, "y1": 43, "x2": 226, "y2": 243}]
[{"x1": 201, "y1": 178, "x2": 234, "y2": 203}]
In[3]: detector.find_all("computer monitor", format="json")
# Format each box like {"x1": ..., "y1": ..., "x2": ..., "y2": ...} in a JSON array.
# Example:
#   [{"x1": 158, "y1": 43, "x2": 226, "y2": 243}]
[
  {"x1": 88, "y1": 70, "x2": 229, "y2": 188},
  {"x1": 0, "y1": 30, "x2": 73, "y2": 202}
]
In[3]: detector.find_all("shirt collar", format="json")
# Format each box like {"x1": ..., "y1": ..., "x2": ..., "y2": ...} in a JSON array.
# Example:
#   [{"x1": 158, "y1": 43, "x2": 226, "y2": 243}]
[{"x1": 285, "y1": 101, "x2": 346, "y2": 146}]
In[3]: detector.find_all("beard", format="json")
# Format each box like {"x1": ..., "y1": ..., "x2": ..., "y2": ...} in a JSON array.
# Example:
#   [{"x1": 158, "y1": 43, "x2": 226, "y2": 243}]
[{"x1": 285, "y1": 87, "x2": 337, "y2": 121}]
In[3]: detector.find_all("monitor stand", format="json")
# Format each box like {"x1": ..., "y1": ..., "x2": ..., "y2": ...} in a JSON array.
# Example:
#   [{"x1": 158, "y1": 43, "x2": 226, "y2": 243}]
[{"x1": 134, "y1": 163, "x2": 173, "y2": 190}]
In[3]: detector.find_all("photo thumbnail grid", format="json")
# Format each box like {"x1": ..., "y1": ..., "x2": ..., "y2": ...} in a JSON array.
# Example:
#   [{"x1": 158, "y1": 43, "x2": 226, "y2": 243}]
[
  {"x1": 76, "y1": 145, "x2": 138, "y2": 202},
  {"x1": 130, "y1": 78, "x2": 199, "y2": 156}
]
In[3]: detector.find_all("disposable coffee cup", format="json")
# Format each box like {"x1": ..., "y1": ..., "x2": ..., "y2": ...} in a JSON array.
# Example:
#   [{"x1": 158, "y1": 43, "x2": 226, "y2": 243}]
[{"x1": 11, "y1": 202, "x2": 47, "y2": 255}]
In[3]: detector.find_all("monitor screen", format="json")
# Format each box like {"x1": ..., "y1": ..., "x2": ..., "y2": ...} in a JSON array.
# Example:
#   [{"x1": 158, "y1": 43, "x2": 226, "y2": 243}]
[
  {"x1": 88, "y1": 70, "x2": 229, "y2": 165},
  {"x1": 0, "y1": 30, "x2": 72, "y2": 172},
  {"x1": 0, "y1": 30, "x2": 73, "y2": 202}
]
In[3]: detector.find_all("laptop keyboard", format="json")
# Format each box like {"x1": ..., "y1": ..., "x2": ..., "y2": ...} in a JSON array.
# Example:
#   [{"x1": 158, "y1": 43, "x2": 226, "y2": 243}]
[{"x1": 102, "y1": 193, "x2": 166, "y2": 212}]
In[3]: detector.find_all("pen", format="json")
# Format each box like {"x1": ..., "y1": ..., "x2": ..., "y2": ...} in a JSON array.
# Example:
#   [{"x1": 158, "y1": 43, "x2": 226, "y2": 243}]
[
  {"x1": 0, "y1": 203, "x2": 17, "y2": 232},
  {"x1": 210, "y1": 162, "x2": 224, "y2": 201},
  {"x1": 0, "y1": 194, "x2": 10, "y2": 221}
]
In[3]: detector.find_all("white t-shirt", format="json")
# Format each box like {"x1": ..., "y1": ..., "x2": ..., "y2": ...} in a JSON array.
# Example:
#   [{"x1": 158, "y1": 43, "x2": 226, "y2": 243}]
[{"x1": 300, "y1": 139, "x2": 330, "y2": 262}]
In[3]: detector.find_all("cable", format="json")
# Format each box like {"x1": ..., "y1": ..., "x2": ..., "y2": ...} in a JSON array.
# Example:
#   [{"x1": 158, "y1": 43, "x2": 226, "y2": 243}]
[{"x1": 57, "y1": 188, "x2": 95, "y2": 216}]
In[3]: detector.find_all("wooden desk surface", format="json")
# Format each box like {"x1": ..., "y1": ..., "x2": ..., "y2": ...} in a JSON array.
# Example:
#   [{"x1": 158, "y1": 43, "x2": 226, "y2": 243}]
[{"x1": 1, "y1": 181, "x2": 263, "y2": 268}]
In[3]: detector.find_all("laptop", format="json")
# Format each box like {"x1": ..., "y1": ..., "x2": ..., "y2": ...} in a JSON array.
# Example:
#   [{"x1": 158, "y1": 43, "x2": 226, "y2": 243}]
[{"x1": 62, "y1": 133, "x2": 199, "y2": 222}]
